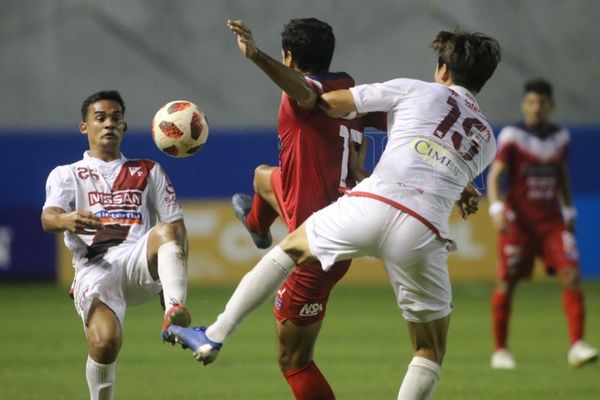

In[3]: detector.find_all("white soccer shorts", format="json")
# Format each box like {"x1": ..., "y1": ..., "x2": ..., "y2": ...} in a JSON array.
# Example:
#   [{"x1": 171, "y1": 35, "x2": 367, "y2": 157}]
[
  {"x1": 305, "y1": 195, "x2": 452, "y2": 323},
  {"x1": 72, "y1": 230, "x2": 162, "y2": 327}
]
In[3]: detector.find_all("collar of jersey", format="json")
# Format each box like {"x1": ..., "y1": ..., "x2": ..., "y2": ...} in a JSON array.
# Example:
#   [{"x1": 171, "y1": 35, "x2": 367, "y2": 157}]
[
  {"x1": 83, "y1": 151, "x2": 127, "y2": 166},
  {"x1": 449, "y1": 85, "x2": 478, "y2": 104}
]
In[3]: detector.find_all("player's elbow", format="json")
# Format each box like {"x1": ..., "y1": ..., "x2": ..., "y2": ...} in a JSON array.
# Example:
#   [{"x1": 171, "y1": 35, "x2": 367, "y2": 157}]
[
  {"x1": 41, "y1": 210, "x2": 63, "y2": 233},
  {"x1": 318, "y1": 98, "x2": 346, "y2": 118},
  {"x1": 294, "y1": 89, "x2": 317, "y2": 109},
  {"x1": 40, "y1": 215, "x2": 56, "y2": 233}
]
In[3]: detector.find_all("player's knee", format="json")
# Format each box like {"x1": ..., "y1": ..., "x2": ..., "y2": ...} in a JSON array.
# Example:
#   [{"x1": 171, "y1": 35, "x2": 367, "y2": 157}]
[
  {"x1": 277, "y1": 350, "x2": 293, "y2": 372},
  {"x1": 152, "y1": 222, "x2": 184, "y2": 244},
  {"x1": 495, "y1": 280, "x2": 515, "y2": 294},
  {"x1": 88, "y1": 334, "x2": 121, "y2": 364},
  {"x1": 280, "y1": 226, "x2": 315, "y2": 265},
  {"x1": 559, "y1": 268, "x2": 580, "y2": 288},
  {"x1": 253, "y1": 164, "x2": 272, "y2": 194},
  {"x1": 415, "y1": 346, "x2": 445, "y2": 366},
  {"x1": 277, "y1": 348, "x2": 311, "y2": 372},
  {"x1": 254, "y1": 164, "x2": 271, "y2": 176}
]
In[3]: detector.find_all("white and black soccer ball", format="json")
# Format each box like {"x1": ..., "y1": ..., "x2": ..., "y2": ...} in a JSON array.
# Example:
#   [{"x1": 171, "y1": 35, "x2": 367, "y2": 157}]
[{"x1": 151, "y1": 100, "x2": 209, "y2": 158}]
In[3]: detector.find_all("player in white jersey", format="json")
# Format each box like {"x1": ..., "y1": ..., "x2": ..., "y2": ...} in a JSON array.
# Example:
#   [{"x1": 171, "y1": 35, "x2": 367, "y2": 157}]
[
  {"x1": 169, "y1": 31, "x2": 501, "y2": 399},
  {"x1": 42, "y1": 91, "x2": 194, "y2": 400}
]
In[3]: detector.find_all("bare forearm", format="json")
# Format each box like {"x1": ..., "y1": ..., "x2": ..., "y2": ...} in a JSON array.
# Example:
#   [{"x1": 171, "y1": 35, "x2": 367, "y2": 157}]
[
  {"x1": 559, "y1": 163, "x2": 573, "y2": 206},
  {"x1": 353, "y1": 168, "x2": 370, "y2": 182},
  {"x1": 319, "y1": 90, "x2": 357, "y2": 118},
  {"x1": 486, "y1": 161, "x2": 505, "y2": 203},
  {"x1": 250, "y1": 50, "x2": 316, "y2": 107},
  {"x1": 41, "y1": 208, "x2": 67, "y2": 233},
  {"x1": 41, "y1": 208, "x2": 104, "y2": 234}
]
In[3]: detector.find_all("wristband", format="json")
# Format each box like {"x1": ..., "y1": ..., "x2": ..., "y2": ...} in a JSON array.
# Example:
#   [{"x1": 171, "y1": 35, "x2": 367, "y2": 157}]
[
  {"x1": 562, "y1": 206, "x2": 577, "y2": 221},
  {"x1": 488, "y1": 201, "x2": 505, "y2": 216}
]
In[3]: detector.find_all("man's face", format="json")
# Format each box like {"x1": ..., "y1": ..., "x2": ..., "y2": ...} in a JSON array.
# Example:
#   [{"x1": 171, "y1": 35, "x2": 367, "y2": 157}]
[
  {"x1": 521, "y1": 92, "x2": 553, "y2": 127},
  {"x1": 80, "y1": 99, "x2": 126, "y2": 153}
]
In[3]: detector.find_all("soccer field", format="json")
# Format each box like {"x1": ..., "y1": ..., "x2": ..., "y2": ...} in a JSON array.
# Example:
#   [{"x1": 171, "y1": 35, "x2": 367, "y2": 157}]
[{"x1": 1, "y1": 281, "x2": 599, "y2": 399}]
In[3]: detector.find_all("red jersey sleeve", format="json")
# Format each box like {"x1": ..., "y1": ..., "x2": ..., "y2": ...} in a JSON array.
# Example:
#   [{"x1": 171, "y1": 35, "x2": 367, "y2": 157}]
[
  {"x1": 496, "y1": 127, "x2": 514, "y2": 164},
  {"x1": 280, "y1": 78, "x2": 322, "y2": 120}
]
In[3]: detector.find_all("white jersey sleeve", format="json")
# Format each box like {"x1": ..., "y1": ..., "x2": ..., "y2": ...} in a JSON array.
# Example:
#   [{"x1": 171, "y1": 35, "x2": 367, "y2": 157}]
[
  {"x1": 350, "y1": 79, "x2": 415, "y2": 113},
  {"x1": 44, "y1": 166, "x2": 75, "y2": 211},
  {"x1": 147, "y1": 163, "x2": 183, "y2": 223}
]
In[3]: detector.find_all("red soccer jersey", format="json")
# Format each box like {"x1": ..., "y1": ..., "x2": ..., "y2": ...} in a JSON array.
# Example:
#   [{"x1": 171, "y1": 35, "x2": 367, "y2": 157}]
[
  {"x1": 496, "y1": 123, "x2": 569, "y2": 225},
  {"x1": 276, "y1": 72, "x2": 367, "y2": 229}
]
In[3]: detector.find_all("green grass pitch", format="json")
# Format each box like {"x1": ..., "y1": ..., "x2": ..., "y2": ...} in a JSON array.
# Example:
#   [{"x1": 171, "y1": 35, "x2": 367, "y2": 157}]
[{"x1": 1, "y1": 281, "x2": 599, "y2": 399}]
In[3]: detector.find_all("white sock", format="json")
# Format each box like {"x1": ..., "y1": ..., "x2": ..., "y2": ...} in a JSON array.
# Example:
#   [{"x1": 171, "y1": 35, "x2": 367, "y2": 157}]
[
  {"x1": 157, "y1": 241, "x2": 187, "y2": 310},
  {"x1": 86, "y1": 355, "x2": 116, "y2": 400},
  {"x1": 397, "y1": 356, "x2": 440, "y2": 400},
  {"x1": 206, "y1": 246, "x2": 296, "y2": 343}
]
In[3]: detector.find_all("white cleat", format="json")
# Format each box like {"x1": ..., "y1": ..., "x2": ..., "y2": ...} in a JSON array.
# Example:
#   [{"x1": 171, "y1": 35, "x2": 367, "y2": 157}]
[
  {"x1": 568, "y1": 340, "x2": 598, "y2": 368},
  {"x1": 491, "y1": 349, "x2": 516, "y2": 369}
]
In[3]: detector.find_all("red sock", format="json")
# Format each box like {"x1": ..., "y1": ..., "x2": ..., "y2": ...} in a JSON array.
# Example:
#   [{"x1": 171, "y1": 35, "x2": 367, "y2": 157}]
[
  {"x1": 562, "y1": 289, "x2": 585, "y2": 345},
  {"x1": 246, "y1": 194, "x2": 277, "y2": 236},
  {"x1": 491, "y1": 290, "x2": 512, "y2": 350},
  {"x1": 284, "y1": 361, "x2": 335, "y2": 400}
]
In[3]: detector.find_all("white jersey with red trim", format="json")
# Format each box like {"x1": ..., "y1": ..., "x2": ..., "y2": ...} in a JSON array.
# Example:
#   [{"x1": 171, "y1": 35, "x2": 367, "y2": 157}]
[
  {"x1": 349, "y1": 78, "x2": 496, "y2": 236},
  {"x1": 43, "y1": 152, "x2": 183, "y2": 267}
]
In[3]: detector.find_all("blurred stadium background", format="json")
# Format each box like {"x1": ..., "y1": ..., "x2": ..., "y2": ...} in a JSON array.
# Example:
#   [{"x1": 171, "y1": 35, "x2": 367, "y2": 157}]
[{"x1": 1, "y1": 1, "x2": 599, "y2": 398}]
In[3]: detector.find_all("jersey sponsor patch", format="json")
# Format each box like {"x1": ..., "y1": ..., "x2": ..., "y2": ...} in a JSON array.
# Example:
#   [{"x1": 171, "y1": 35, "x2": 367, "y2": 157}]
[
  {"x1": 96, "y1": 210, "x2": 142, "y2": 225},
  {"x1": 88, "y1": 190, "x2": 142, "y2": 208},
  {"x1": 298, "y1": 302, "x2": 323, "y2": 317},
  {"x1": 413, "y1": 138, "x2": 461, "y2": 177}
]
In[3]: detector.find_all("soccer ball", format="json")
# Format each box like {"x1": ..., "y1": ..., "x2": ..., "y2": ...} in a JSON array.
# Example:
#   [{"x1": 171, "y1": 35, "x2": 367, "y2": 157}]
[{"x1": 151, "y1": 100, "x2": 209, "y2": 157}]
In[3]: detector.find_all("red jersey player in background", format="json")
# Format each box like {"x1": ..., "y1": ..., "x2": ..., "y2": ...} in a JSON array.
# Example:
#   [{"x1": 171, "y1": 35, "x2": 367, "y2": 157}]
[
  {"x1": 226, "y1": 18, "x2": 380, "y2": 399},
  {"x1": 487, "y1": 79, "x2": 598, "y2": 369}
]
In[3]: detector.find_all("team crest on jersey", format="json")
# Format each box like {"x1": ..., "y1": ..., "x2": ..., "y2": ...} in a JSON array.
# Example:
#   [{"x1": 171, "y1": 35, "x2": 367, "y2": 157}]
[{"x1": 128, "y1": 166, "x2": 143, "y2": 177}]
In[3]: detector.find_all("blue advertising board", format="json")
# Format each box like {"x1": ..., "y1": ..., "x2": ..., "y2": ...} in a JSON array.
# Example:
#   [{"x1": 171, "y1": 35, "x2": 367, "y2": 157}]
[{"x1": 0, "y1": 126, "x2": 598, "y2": 280}]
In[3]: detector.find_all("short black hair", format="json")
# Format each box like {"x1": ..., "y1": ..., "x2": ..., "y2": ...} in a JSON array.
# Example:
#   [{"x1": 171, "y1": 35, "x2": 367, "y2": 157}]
[
  {"x1": 281, "y1": 18, "x2": 335, "y2": 74},
  {"x1": 432, "y1": 30, "x2": 501, "y2": 93},
  {"x1": 524, "y1": 79, "x2": 553, "y2": 100},
  {"x1": 81, "y1": 90, "x2": 126, "y2": 121}
]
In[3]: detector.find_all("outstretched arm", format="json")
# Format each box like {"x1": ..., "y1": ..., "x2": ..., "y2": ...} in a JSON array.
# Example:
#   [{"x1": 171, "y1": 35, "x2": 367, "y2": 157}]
[
  {"x1": 227, "y1": 19, "x2": 317, "y2": 109},
  {"x1": 319, "y1": 89, "x2": 357, "y2": 118},
  {"x1": 558, "y1": 161, "x2": 576, "y2": 231}
]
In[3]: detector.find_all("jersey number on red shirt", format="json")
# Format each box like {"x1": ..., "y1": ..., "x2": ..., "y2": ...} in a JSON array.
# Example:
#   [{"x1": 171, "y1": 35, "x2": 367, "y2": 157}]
[{"x1": 338, "y1": 125, "x2": 362, "y2": 187}]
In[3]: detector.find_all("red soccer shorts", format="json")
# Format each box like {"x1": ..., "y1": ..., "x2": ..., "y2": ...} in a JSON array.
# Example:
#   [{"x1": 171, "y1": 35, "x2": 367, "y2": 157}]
[
  {"x1": 497, "y1": 219, "x2": 579, "y2": 281},
  {"x1": 270, "y1": 168, "x2": 351, "y2": 325}
]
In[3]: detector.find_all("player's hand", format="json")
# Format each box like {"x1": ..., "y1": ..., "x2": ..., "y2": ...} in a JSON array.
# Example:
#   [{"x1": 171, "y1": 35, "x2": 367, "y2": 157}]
[
  {"x1": 62, "y1": 211, "x2": 104, "y2": 234},
  {"x1": 227, "y1": 20, "x2": 258, "y2": 58},
  {"x1": 491, "y1": 213, "x2": 508, "y2": 234},
  {"x1": 456, "y1": 185, "x2": 481, "y2": 219}
]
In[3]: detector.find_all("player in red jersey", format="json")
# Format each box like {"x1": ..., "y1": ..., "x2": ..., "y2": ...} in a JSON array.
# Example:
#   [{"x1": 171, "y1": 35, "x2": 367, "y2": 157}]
[
  {"x1": 487, "y1": 79, "x2": 598, "y2": 369},
  {"x1": 225, "y1": 19, "x2": 380, "y2": 399},
  {"x1": 41, "y1": 91, "x2": 194, "y2": 400}
]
